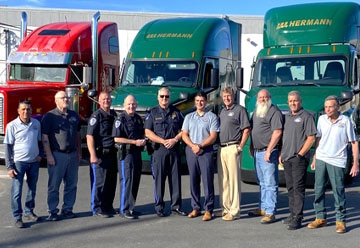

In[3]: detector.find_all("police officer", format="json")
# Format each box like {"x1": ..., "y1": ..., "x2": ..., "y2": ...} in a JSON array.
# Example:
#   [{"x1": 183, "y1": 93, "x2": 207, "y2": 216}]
[
  {"x1": 112, "y1": 95, "x2": 146, "y2": 219},
  {"x1": 87, "y1": 91, "x2": 118, "y2": 218},
  {"x1": 144, "y1": 87, "x2": 187, "y2": 217}
]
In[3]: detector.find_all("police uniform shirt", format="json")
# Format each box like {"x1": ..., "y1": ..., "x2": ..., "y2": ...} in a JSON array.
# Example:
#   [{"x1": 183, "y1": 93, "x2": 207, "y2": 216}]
[
  {"x1": 219, "y1": 104, "x2": 250, "y2": 144},
  {"x1": 41, "y1": 108, "x2": 80, "y2": 152},
  {"x1": 112, "y1": 112, "x2": 144, "y2": 140},
  {"x1": 251, "y1": 104, "x2": 283, "y2": 149},
  {"x1": 144, "y1": 105, "x2": 183, "y2": 139},
  {"x1": 281, "y1": 108, "x2": 316, "y2": 161},
  {"x1": 87, "y1": 108, "x2": 117, "y2": 148}
]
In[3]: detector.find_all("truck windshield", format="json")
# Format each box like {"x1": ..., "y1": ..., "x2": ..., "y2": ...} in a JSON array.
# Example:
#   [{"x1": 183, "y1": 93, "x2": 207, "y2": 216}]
[
  {"x1": 252, "y1": 56, "x2": 347, "y2": 88},
  {"x1": 9, "y1": 64, "x2": 67, "y2": 83},
  {"x1": 121, "y1": 61, "x2": 198, "y2": 88}
]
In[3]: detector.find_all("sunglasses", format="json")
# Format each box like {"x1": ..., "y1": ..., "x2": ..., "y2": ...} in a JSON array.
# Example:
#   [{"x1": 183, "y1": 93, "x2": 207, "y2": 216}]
[{"x1": 159, "y1": 95, "x2": 170, "y2": 99}]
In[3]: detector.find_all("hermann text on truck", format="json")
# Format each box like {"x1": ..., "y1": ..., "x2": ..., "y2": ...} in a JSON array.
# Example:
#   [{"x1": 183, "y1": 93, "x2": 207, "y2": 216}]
[{"x1": 239, "y1": 2, "x2": 360, "y2": 185}]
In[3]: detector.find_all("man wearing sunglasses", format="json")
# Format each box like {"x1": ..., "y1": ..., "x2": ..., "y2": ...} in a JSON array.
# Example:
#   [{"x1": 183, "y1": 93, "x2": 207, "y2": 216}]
[{"x1": 144, "y1": 87, "x2": 186, "y2": 217}]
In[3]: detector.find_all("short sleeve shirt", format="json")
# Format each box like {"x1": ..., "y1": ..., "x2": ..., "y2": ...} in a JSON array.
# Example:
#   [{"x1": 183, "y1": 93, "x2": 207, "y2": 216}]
[
  {"x1": 112, "y1": 111, "x2": 144, "y2": 140},
  {"x1": 182, "y1": 110, "x2": 219, "y2": 144},
  {"x1": 144, "y1": 105, "x2": 183, "y2": 139},
  {"x1": 281, "y1": 108, "x2": 316, "y2": 161},
  {"x1": 251, "y1": 104, "x2": 283, "y2": 149},
  {"x1": 4, "y1": 117, "x2": 41, "y2": 162},
  {"x1": 315, "y1": 113, "x2": 356, "y2": 168},
  {"x1": 87, "y1": 108, "x2": 117, "y2": 148},
  {"x1": 219, "y1": 104, "x2": 250, "y2": 143},
  {"x1": 41, "y1": 108, "x2": 80, "y2": 152}
]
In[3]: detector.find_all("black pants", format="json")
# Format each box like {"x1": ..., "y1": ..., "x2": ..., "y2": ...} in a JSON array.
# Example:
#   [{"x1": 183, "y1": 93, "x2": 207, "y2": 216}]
[
  {"x1": 283, "y1": 156, "x2": 308, "y2": 218},
  {"x1": 90, "y1": 151, "x2": 117, "y2": 214},
  {"x1": 151, "y1": 146, "x2": 182, "y2": 214},
  {"x1": 118, "y1": 149, "x2": 142, "y2": 214}
]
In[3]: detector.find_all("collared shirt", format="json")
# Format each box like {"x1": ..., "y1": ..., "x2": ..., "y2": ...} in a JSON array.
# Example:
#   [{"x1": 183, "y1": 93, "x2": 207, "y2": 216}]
[
  {"x1": 182, "y1": 110, "x2": 219, "y2": 144},
  {"x1": 41, "y1": 107, "x2": 80, "y2": 152},
  {"x1": 112, "y1": 111, "x2": 144, "y2": 140},
  {"x1": 87, "y1": 108, "x2": 117, "y2": 148},
  {"x1": 281, "y1": 108, "x2": 316, "y2": 161},
  {"x1": 251, "y1": 104, "x2": 283, "y2": 149},
  {"x1": 219, "y1": 104, "x2": 250, "y2": 143},
  {"x1": 316, "y1": 113, "x2": 356, "y2": 168},
  {"x1": 144, "y1": 104, "x2": 183, "y2": 139},
  {"x1": 4, "y1": 117, "x2": 41, "y2": 164}
]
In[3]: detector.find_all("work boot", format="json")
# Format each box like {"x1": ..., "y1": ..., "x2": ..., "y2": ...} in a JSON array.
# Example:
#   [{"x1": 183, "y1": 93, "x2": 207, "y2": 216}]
[
  {"x1": 287, "y1": 216, "x2": 302, "y2": 230},
  {"x1": 335, "y1": 221, "x2": 346, "y2": 234},
  {"x1": 247, "y1": 208, "x2": 265, "y2": 217},
  {"x1": 260, "y1": 214, "x2": 275, "y2": 224},
  {"x1": 307, "y1": 218, "x2": 327, "y2": 229}
]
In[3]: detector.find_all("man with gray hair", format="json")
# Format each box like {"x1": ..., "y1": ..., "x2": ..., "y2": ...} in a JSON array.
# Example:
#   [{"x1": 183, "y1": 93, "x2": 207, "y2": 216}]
[{"x1": 248, "y1": 89, "x2": 283, "y2": 224}]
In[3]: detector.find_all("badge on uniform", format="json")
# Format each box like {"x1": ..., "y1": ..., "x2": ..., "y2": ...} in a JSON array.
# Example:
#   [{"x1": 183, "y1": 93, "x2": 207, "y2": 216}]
[
  {"x1": 89, "y1": 117, "x2": 97, "y2": 126},
  {"x1": 115, "y1": 120, "x2": 121, "y2": 128}
]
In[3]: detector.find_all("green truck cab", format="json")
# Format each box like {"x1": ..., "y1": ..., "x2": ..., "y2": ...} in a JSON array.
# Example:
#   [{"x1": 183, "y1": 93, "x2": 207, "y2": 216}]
[
  {"x1": 111, "y1": 16, "x2": 242, "y2": 172},
  {"x1": 240, "y1": 2, "x2": 360, "y2": 185}
]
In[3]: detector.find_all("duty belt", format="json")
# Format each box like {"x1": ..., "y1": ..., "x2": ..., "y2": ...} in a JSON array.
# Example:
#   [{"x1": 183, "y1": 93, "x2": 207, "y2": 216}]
[{"x1": 220, "y1": 141, "x2": 238, "y2": 147}]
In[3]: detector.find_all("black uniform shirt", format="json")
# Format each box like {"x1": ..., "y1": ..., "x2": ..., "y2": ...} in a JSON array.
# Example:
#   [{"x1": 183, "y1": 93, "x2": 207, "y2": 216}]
[
  {"x1": 112, "y1": 111, "x2": 144, "y2": 140},
  {"x1": 144, "y1": 105, "x2": 183, "y2": 139},
  {"x1": 87, "y1": 108, "x2": 117, "y2": 148}
]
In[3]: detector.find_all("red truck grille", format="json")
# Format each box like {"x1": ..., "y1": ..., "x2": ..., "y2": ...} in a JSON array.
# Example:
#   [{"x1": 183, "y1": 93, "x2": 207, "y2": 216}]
[{"x1": 0, "y1": 96, "x2": 3, "y2": 134}]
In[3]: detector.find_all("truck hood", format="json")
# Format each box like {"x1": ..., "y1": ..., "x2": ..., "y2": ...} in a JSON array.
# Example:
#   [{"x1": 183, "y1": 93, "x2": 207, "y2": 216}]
[
  {"x1": 111, "y1": 86, "x2": 198, "y2": 113},
  {"x1": 245, "y1": 86, "x2": 350, "y2": 116}
]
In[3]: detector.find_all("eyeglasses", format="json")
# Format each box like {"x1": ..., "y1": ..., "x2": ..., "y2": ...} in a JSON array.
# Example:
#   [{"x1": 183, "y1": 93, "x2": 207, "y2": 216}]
[
  {"x1": 159, "y1": 95, "x2": 170, "y2": 99},
  {"x1": 57, "y1": 96, "x2": 69, "y2": 100}
]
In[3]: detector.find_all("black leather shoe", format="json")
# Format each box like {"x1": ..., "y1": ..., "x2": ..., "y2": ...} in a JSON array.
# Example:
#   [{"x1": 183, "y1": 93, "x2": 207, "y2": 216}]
[
  {"x1": 157, "y1": 210, "x2": 166, "y2": 217},
  {"x1": 171, "y1": 209, "x2": 187, "y2": 216},
  {"x1": 94, "y1": 211, "x2": 112, "y2": 218},
  {"x1": 122, "y1": 211, "x2": 135, "y2": 219}
]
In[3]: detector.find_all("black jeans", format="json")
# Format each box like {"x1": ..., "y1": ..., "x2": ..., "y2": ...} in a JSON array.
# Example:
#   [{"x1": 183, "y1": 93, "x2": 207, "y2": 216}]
[{"x1": 283, "y1": 156, "x2": 309, "y2": 218}]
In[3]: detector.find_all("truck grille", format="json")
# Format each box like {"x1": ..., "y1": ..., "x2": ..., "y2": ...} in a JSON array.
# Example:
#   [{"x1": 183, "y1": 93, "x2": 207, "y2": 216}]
[{"x1": 0, "y1": 96, "x2": 3, "y2": 134}]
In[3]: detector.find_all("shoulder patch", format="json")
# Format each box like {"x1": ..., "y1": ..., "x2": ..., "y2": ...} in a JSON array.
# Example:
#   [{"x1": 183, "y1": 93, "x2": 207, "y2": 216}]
[
  {"x1": 89, "y1": 117, "x2": 97, "y2": 126},
  {"x1": 145, "y1": 113, "x2": 150, "y2": 120},
  {"x1": 115, "y1": 120, "x2": 121, "y2": 128}
]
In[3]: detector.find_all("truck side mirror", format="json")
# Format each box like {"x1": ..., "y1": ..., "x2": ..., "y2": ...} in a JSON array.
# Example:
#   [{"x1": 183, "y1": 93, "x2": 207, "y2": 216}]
[
  {"x1": 339, "y1": 90, "x2": 354, "y2": 104},
  {"x1": 88, "y1": 89, "x2": 98, "y2": 99},
  {"x1": 210, "y1": 68, "x2": 219, "y2": 88},
  {"x1": 236, "y1": 67, "x2": 243, "y2": 89},
  {"x1": 82, "y1": 67, "x2": 92, "y2": 90}
]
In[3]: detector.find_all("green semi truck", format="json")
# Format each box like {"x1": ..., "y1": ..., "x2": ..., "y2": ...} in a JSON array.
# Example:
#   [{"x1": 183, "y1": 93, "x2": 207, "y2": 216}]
[
  {"x1": 111, "y1": 16, "x2": 242, "y2": 172},
  {"x1": 240, "y1": 2, "x2": 360, "y2": 185}
]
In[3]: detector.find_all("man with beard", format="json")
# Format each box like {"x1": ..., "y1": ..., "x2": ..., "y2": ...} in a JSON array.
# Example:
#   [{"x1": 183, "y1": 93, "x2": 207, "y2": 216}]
[
  {"x1": 248, "y1": 89, "x2": 283, "y2": 224},
  {"x1": 217, "y1": 87, "x2": 250, "y2": 221}
]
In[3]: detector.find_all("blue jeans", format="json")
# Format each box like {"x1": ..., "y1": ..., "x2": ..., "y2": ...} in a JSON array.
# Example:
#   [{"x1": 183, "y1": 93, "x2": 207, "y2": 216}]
[
  {"x1": 11, "y1": 161, "x2": 40, "y2": 220},
  {"x1": 313, "y1": 159, "x2": 346, "y2": 222},
  {"x1": 254, "y1": 149, "x2": 279, "y2": 215}
]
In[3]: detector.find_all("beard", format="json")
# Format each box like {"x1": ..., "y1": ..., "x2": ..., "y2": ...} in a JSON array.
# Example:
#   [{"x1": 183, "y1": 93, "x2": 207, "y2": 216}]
[{"x1": 255, "y1": 99, "x2": 272, "y2": 118}]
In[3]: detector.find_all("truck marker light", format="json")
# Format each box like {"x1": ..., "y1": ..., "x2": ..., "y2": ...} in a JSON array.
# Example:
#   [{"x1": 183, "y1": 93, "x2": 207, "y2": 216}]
[
  {"x1": 333, "y1": 45, "x2": 336, "y2": 52},
  {"x1": 298, "y1": 46, "x2": 302, "y2": 53},
  {"x1": 267, "y1": 48, "x2": 271, "y2": 55},
  {"x1": 290, "y1": 47, "x2": 294, "y2": 54},
  {"x1": 192, "y1": 51, "x2": 196, "y2": 58},
  {"x1": 35, "y1": 108, "x2": 42, "y2": 114},
  {"x1": 166, "y1": 52, "x2": 169, "y2": 58},
  {"x1": 159, "y1": 51, "x2": 163, "y2": 57},
  {"x1": 130, "y1": 52, "x2": 133, "y2": 58},
  {"x1": 307, "y1": 46, "x2": 311, "y2": 53},
  {"x1": 152, "y1": 51, "x2": 156, "y2": 58}
]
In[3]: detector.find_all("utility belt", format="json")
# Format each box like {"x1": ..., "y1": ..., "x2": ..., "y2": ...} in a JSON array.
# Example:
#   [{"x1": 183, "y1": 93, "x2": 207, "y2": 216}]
[
  {"x1": 115, "y1": 143, "x2": 144, "y2": 160},
  {"x1": 95, "y1": 146, "x2": 116, "y2": 157},
  {"x1": 55, "y1": 149, "x2": 75, "y2": 154}
]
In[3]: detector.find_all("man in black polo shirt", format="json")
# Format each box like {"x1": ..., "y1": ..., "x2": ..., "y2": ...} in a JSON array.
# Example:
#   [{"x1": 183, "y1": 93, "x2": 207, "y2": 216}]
[
  {"x1": 280, "y1": 90, "x2": 316, "y2": 230},
  {"x1": 87, "y1": 91, "x2": 118, "y2": 218},
  {"x1": 218, "y1": 87, "x2": 250, "y2": 221},
  {"x1": 42, "y1": 91, "x2": 81, "y2": 221},
  {"x1": 248, "y1": 89, "x2": 283, "y2": 224}
]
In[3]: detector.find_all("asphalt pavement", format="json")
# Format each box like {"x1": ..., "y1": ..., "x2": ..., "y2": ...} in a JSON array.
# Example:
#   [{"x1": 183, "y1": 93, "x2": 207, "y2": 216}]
[{"x1": 0, "y1": 156, "x2": 360, "y2": 248}]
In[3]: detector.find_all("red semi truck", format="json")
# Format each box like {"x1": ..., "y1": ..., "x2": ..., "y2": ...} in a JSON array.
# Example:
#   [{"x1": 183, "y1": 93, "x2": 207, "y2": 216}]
[{"x1": 0, "y1": 11, "x2": 120, "y2": 136}]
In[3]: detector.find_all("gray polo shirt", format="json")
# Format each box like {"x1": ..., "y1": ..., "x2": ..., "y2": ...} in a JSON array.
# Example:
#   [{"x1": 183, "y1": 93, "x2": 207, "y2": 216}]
[
  {"x1": 41, "y1": 107, "x2": 80, "y2": 152},
  {"x1": 281, "y1": 108, "x2": 316, "y2": 161},
  {"x1": 219, "y1": 104, "x2": 250, "y2": 143},
  {"x1": 182, "y1": 110, "x2": 219, "y2": 144},
  {"x1": 251, "y1": 104, "x2": 283, "y2": 149}
]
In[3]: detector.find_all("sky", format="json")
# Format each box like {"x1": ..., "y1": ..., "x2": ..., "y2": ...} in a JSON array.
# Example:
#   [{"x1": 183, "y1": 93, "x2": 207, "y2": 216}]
[{"x1": 0, "y1": 0, "x2": 357, "y2": 16}]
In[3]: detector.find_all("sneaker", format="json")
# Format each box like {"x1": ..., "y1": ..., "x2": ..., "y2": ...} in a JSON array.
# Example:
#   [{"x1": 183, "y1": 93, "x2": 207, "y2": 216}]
[
  {"x1": 307, "y1": 218, "x2": 327, "y2": 229},
  {"x1": 248, "y1": 208, "x2": 265, "y2": 217},
  {"x1": 260, "y1": 214, "x2": 275, "y2": 224},
  {"x1": 282, "y1": 214, "x2": 294, "y2": 224},
  {"x1": 335, "y1": 221, "x2": 346, "y2": 233},
  {"x1": 23, "y1": 212, "x2": 39, "y2": 222},
  {"x1": 287, "y1": 216, "x2": 302, "y2": 230},
  {"x1": 222, "y1": 213, "x2": 239, "y2": 221},
  {"x1": 46, "y1": 213, "x2": 59, "y2": 221},
  {"x1": 94, "y1": 211, "x2": 112, "y2": 218},
  {"x1": 122, "y1": 211, "x2": 135, "y2": 219},
  {"x1": 61, "y1": 211, "x2": 77, "y2": 219},
  {"x1": 14, "y1": 219, "x2": 25, "y2": 228}
]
